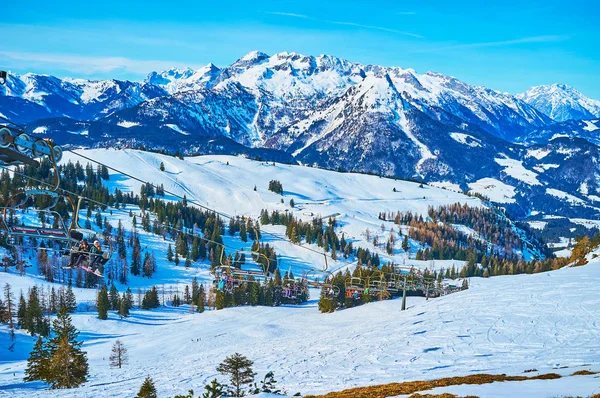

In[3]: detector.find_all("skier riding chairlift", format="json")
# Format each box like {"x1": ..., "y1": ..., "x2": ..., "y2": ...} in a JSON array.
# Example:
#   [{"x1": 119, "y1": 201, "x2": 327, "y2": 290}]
[{"x1": 68, "y1": 239, "x2": 90, "y2": 268}]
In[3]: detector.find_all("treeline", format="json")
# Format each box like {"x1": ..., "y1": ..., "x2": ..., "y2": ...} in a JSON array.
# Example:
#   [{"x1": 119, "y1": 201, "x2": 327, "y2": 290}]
[
  {"x1": 259, "y1": 209, "x2": 380, "y2": 266},
  {"x1": 95, "y1": 277, "x2": 208, "y2": 319},
  {"x1": 0, "y1": 283, "x2": 76, "y2": 340},
  {"x1": 385, "y1": 204, "x2": 546, "y2": 262}
]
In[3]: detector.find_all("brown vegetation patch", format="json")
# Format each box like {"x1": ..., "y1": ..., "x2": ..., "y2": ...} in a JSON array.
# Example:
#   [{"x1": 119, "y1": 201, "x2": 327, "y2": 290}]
[
  {"x1": 304, "y1": 372, "x2": 562, "y2": 398},
  {"x1": 571, "y1": 370, "x2": 598, "y2": 376}
]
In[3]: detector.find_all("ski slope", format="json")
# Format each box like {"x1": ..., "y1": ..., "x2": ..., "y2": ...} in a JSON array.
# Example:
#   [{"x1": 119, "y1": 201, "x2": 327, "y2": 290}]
[
  {"x1": 1, "y1": 258, "x2": 600, "y2": 397},
  {"x1": 60, "y1": 149, "x2": 485, "y2": 274},
  {"x1": 1, "y1": 149, "x2": 597, "y2": 397}
]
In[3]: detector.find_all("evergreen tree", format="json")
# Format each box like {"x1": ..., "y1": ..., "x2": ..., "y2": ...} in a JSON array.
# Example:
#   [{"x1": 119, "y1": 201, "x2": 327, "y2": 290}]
[
  {"x1": 159, "y1": 162, "x2": 165, "y2": 172},
  {"x1": 141, "y1": 287, "x2": 160, "y2": 310},
  {"x1": 191, "y1": 237, "x2": 200, "y2": 262},
  {"x1": 252, "y1": 371, "x2": 281, "y2": 395},
  {"x1": 167, "y1": 244, "x2": 174, "y2": 262},
  {"x1": 24, "y1": 287, "x2": 48, "y2": 336},
  {"x1": 24, "y1": 336, "x2": 49, "y2": 382},
  {"x1": 131, "y1": 237, "x2": 141, "y2": 276},
  {"x1": 174, "y1": 251, "x2": 180, "y2": 266},
  {"x1": 4, "y1": 283, "x2": 14, "y2": 330},
  {"x1": 65, "y1": 285, "x2": 77, "y2": 313},
  {"x1": 119, "y1": 291, "x2": 132, "y2": 318},
  {"x1": 46, "y1": 307, "x2": 89, "y2": 389},
  {"x1": 216, "y1": 353, "x2": 256, "y2": 397},
  {"x1": 109, "y1": 284, "x2": 119, "y2": 311},
  {"x1": 201, "y1": 379, "x2": 225, "y2": 398},
  {"x1": 109, "y1": 339, "x2": 128, "y2": 369},
  {"x1": 97, "y1": 286, "x2": 109, "y2": 320},
  {"x1": 402, "y1": 235, "x2": 410, "y2": 252},
  {"x1": 17, "y1": 293, "x2": 26, "y2": 328},
  {"x1": 136, "y1": 376, "x2": 158, "y2": 398}
]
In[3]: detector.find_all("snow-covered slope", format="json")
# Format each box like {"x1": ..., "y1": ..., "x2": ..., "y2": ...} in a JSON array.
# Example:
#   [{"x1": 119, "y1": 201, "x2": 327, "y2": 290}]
[
  {"x1": 0, "y1": 149, "x2": 597, "y2": 397},
  {"x1": 59, "y1": 149, "x2": 485, "y2": 270},
  {"x1": 1, "y1": 253, "x2": 599, "y2": 397},
  {"x1": 518, "y1": 84, "x2": 600, "y2": 122}
]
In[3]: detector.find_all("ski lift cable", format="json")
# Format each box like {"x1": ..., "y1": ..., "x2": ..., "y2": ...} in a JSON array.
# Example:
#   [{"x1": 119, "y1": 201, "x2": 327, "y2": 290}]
[
  {"x1": 66, "y1": 149, "x2": 362, "y2": 271},
  {"x1": 0, "y1": 164, "x2": 332, "y2": 276}
]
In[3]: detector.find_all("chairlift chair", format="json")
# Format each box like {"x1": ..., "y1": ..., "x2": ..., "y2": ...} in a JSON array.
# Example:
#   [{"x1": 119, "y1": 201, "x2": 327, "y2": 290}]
[{"x1": 0, "y1": 189, "x2": 73, "y2": 244}]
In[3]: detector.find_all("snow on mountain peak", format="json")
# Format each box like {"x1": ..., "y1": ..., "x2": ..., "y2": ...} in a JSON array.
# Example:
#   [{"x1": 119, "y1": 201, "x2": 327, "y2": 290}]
[
  {"x1": 240, "y1": 50, "x2": 270, "y2": 61},
  {"x1": 518, "y1": 84, "x2": 600, "y2": 122}
]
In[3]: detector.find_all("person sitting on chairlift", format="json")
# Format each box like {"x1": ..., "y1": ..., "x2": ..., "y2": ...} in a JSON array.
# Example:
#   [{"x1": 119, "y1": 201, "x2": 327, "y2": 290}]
[
  {"x1": 69, "y1": 239, "x2": 89, "y2": 267},
  {"x1": 89, "y1": 240, "x2": 105, "y2": 271}
]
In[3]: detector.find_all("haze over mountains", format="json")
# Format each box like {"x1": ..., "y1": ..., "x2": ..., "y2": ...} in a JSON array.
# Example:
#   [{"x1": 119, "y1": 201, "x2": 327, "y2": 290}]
[{"x1": 2, "y1": 50, "x2": 600, "y2": 219}]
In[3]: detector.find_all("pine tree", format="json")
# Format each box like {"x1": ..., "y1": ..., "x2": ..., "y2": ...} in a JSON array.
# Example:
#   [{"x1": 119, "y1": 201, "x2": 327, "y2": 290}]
[
  {"x1": 4, "y1": 283, "x2": 14, "y2": 330},
  {"x1": 167, "y1": 243, "x2": 173, "y2": 262},
  {"x1": 240, "y1": 223, "x2": 247, "y2": 242},
  {"x1": 25, "y1": 286, "x2": 48, "y2": 336},
  {"x1": 141, "y1": 287, "x2": 160, "y2": 310},
  {"x1": 216, "y1": 353, "x2": 256, "y2": 397},
  {"x1": 109, "y1": 339, "x2": 128, "y2": 369},
  {"x1": 24, "y1": 336, "x2": 49, "y2": 382},
  {"x1": 136, "y1": 376, "x2": 157, "y2": 398},
  {"x1": 109, "y1": 284, "x2": 119, "y2": 311},
  {"x1": 118, "y1": 296, "x2": 128, "y2": 318},
  {"x1": 252, "y1": 371, "x2": 281, "y2": 394},
  {"x1": 131, "y1": 237, "x2": 141, "y2": 276},
  {"x1": 0, "y1": 298, "x2": 7, "y2": 323},
  {"x1": 17, "y1": 293, "x2": 26, "y2": 328},
  {"x1": 402, "y1": 235, "x2": 410, "y2": 252},
  {"x1": 159, "y1": 162, "x2": 165, "y2": 172},
  {"x1": 174, "y1": 251, "x2": 180, "y2": 266},
  {"x1": 201, "y1": 379, "x2": 225, "y2": 398},
  {"x1": 97, "y1": 286, "x2": 109, "y2": 320},
  {"x1": 191, "y1": 238, "x2": 200, "y2": 262},
  {"x1": 46, "y1": 307, "x2": 89, "y2": 389},
  {"x1": 65, "y1": 285, "x2": 77, "y2": 313}
]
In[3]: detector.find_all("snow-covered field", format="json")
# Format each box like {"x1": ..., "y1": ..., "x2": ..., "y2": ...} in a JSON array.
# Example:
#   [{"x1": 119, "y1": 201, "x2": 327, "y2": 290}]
[
  {"x1": 1, "y1": 149, "x2": 599, "y2": 397},
  {"x1": 59, "y1": 149, "x2": 481, "y2": 274},
  {"x1": 2, "y1": 259, "x2": 600, "y2": 397}
]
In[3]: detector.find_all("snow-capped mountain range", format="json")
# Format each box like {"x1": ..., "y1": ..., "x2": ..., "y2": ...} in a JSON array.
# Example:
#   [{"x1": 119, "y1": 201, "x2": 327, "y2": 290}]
[{"x1": 2, "y1": 51, "x2": 600, "y2": 219}]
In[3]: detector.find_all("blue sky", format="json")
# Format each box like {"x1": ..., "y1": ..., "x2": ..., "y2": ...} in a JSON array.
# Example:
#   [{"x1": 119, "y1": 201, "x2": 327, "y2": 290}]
[{"x1": 2, "y1": 0, "x2": 599, "y2": 97}]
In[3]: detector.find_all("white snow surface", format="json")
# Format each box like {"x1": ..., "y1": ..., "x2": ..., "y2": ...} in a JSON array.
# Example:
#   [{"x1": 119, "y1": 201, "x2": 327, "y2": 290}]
[
  {"x1": 57, "y1": 149, "x2": 480, "y2": 272},
  {"x1": 582, "y1": 119, "x2": 599, "y2": 132},
  {"x1": 546, "y1": 188, "x2": 587, "y2": 206},
  {"x1": 525, "y1": 148, "x2": 550, "y2": 160},
  {"x1": 2, "y1": 260, "x2": 600, "y2": 397},
  {"x1": 116, "y1": 121, "x2": 140, "y2": 128},
  {"x1": 468, "y1": 178, "x2": 516, "y2": 203},
  {"x1": 449, "y1": 132, "x2": 481, "y2": 147},
  {"x1": 527, "y1": 221, "x2": 547, "y2": 230},
  {"x1": 429, "y1": 181, "x2": 463, "y2": 193},
  {"x1": 0, "y1": 149, "x2": 599, "y2": 396},
  {"x1": 494, "y1": 157, "x2": 541, "y2": 186}
]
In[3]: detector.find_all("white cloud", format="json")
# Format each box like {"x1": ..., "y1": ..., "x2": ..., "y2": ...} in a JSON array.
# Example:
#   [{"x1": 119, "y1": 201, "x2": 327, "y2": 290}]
[
  {"x1": 0, "y1": 51, "x2": 197, "y2": 76},
  {"x1": 266, "y1": 12, "x2": 309, "y2": 19},
  {"x1": 413, "y1": 35, "x2": 568, "y2": 53},
  {"x1": 265, "y1": 11, "x2": 424, "y2": 38}
]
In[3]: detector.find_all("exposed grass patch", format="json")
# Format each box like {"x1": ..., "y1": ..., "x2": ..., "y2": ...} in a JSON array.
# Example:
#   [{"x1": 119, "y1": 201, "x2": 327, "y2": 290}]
[
  {"x1": 303, "y1": 372, "x2": 562, "y2": 398},
  {"x1": 409, "y1": 394, "x2": 479, "y2": 398},
  {"x1": 571, "y1": 370, "x2": 598, "y2": 376}
]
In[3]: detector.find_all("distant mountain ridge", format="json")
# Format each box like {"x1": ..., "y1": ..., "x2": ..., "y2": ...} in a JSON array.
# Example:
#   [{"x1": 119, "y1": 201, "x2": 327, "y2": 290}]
[
  {"x1": 2, "y1": 51, "x2": 600, "y2": 220},
  {"x1": 517, "y1": 84, "x2": 600, "y2": 122}
]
